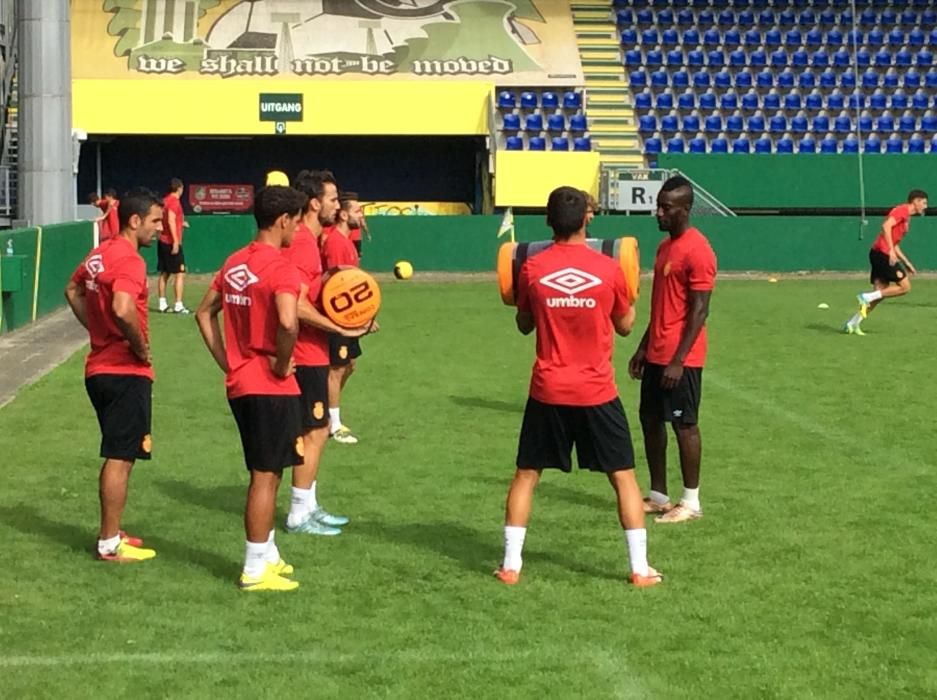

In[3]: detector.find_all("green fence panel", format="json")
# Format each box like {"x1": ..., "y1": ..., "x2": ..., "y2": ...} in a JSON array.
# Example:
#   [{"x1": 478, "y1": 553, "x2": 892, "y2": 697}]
[
  {"x1": 36, "y1": 222, "x2": 95, "y2": 319},
  {"x1": 657, "y1": 155, "x2": 936, "y2": 210}
]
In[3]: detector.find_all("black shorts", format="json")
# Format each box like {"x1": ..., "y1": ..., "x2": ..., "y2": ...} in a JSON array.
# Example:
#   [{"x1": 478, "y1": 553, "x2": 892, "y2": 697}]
[
  {"x1": 329, "y1": 334, "x2": 362, "y2": 366},
  {"x1": 639, "y1": 363, "x2": 703, "y2": 426},
  {"x1": 295, "y1": 365, "x2": 329, "y2": 431},
  {"x1": 85, "y1": 374, "x2": 153, "y2": 461},
  {"x1": 353, "y1": 240, "x2": 362, "y2": 255},
  {"x1": 227, "y1": 395, "x2": 304, "y2": 472},
  {"x1": 869, "y1": 249, "x2": 907, "y2": 285},
  {"x1": 157, "y1": 241, "x2": 186, "y2": 274},
  {"x1": 516, "y1": 397, "x2": 635, "y2": 473}
]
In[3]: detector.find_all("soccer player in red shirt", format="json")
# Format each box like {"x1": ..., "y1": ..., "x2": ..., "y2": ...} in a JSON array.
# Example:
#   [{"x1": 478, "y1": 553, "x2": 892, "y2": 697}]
[
  {"x1": 845, "y1": 189, "x2": 928, "y2": 335},
  {"x1": 281, "y1": 171, "x2": 369, "y2": 536},
  {"x1": 320, "y1": 193, "x2": 371, "y2": 444},
  {"x1": 64, "y1": 188, "x2": 163, "y2": 563},
  {"x1": 157, "y1": 178, "x2": 190, "y2": 314},
  {"x1": 93, "y1": 189, "x2": 119, "y2": 242},
  {"x1": 195, "y1": 186, "x2": 308, "y2": 592},
  {"x1": 495, "y1": 186, "x2": 662, "y2": 588},
  {"x1": 629, "y1": 176, "x2": 717, "y2": 524}
]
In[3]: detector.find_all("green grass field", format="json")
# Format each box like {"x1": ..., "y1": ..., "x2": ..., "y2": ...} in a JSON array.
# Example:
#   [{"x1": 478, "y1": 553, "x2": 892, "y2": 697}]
[{"x1": 1, "y1": 277, "x2": 936, "y2": 698}]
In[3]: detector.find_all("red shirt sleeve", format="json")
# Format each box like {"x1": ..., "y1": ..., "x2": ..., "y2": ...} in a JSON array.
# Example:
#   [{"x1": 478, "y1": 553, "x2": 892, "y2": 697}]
[
  {"x1": 611, "y1": 266, "x2": 632, "y2": 318},
  {"x1": 889, "y1": 205, "x2": 909, "y2": 226},
  {"x1": 210, "y1": 270, "x2": 223, "y2": 292},
  {"x1": 111, "y1": 256, "x2": 146, "y2": 296},
  {"x1": 687, "y1": 241, "x2": 717, "y2": 292},
  {"x1": 70, "y1": 260, "x2": 86, "y2": 285},
  {"x1": 273, "y1": 261, "x2": 301, "y2": 297},
  {"x1": 516, "y1": 261, "x2": 532, "y2": 312}
]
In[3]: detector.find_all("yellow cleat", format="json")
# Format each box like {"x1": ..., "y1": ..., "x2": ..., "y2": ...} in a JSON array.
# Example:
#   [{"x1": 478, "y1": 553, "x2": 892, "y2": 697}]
[
  {"x1": 856, "y1": 294, "x2": 870, "y2": 319},
  {"x1": 270, "y1": 559, "x2": 294, "y2": 577},
  {"x1": 97, "y1": 541, "x2": 157, "y2": 563},
  {"x1": 239, "y1": 564, "x2": 299, "y2": 592}
]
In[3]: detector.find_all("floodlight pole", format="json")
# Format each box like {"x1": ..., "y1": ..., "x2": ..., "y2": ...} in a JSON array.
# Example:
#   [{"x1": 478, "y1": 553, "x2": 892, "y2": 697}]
[{"x1": 16, "y1": 0, "x2": 73, "y2": 226}]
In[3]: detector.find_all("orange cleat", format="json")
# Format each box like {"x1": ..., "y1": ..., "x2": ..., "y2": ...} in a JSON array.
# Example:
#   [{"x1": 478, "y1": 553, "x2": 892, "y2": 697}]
[
  {"x1": 494, "y1": 567, "x2": 520, "y2": 585},
  {"x1": 630, "y1": 566, "x2": 663, "y2": 588},
  {"x1": 119, "y1": 530, "x2": 144, "y2": 547}
]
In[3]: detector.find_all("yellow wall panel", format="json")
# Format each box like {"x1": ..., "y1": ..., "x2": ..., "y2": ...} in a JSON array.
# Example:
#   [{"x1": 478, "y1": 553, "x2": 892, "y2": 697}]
[{"x1": 494, "y1": 151, "x2": 601, "y2": 208}]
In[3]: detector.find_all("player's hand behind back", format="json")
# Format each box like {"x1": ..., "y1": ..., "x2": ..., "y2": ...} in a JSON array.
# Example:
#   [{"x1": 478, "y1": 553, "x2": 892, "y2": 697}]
[
  {"x1": 628, "y1": 348, "x2": 646, "y2": 380},
  {"x1": 269, "y1": 356, "x2": 296, "y2": 378}
]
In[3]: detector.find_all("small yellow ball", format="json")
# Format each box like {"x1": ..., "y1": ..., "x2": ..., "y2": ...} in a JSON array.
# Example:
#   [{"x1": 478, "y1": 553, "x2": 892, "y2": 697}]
[{"x1": 393, "y1": 261, "x2": 413, "y2": 280}]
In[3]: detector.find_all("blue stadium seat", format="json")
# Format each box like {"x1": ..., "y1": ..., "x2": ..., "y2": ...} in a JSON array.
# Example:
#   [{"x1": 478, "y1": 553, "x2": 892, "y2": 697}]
[
  {"x1": 778, "y1": 70, "x2": 795, "y2": 89},
  {"x1": 799, "y1": 70, "x2": 816, "y2": 89},
  {"x1": 812, "y1": 50, "x2": 830, "y2": 68},
  {"x1": 689, "y1": 137, "x2": 707, "y2": 153},
  {"x1": 736, "y1": 70, "x2": 754, "y2": 89},
  {"x1": 918, "y1": 49, "x2": 934, "y2": 67},
  {"x1": 687, "y1": 49, "x2": 706, "y2": 67},
  {"x1": 848, "y1": 92, "x2": 865, "y2": 110},
  {"x1": 860, "y1": 8, "x2": 877, "y2": 27},
  {"x1": 563, "y1": 91, "x2": 582, "y2": 109},
  {"x1": 757, "y1": 69, "x2": 774, "y2": 89},
  {"x1": 525, "y1": 113, "x2": 543, "y2": 131},
  {"x1": 693, "y1": 71, "x2": 711, "y2": 88},
  {"x1": 551, "y1": 136, "x2": 569, "y2": 151},
  {"x1": 656, "y1": 92, "x2": 674, "y2": 111},
  {"x1": 889, "y1": 28, "x2": 906, "y2": 47},
  {"x1": 667, "y1": 136, "x2": 686, "y2": 153},
  {"x1": 683, "y1": 114, "x2": 701, "y2": 132},
  {"x1": 645, "y1": 136, "x2": 662, "y2": 154},
  {"x1": 862, "y1": 70, "x2": 880, "y2": 89},
  {"x1": 846, "y1": 28, "x2": 862, "y2": 47},
  {"x1": 715, "y1": 70, "x2": 732, "y2": 89},
  {"x1": 573, "y1": 137, "x2": 592, "y2": 152},
  {"x1": 730, "y1": 49, "x2": 747, "y2": 67},
  {"x1": 521, "y1": 91, "x2": 538, "y2": 109},
  {"x1": 791, "y1": 49, "x2": 809, "y2": 67},
  {"x1": 877, "y1": 114, "x2": 894, "y2": 132},
  {"x1": 725, "y1": 28, "x2": 742, "y2": 47},
  {"x1": 833, "y1": 48, "x2": 850, "y2": 68},
  {"x1": 663, "y1": 31, "x2": 680, "y2": 49},
  {"x1": 819, "y1": 9, "x2": 836, "y2": 26},
  {"x1": 705, "y1": 113, "x2": 723, "y2": 133},
  {"x1": 620, "y1": 28, "x2": 638, "y2": 47},
  {"x1": 820, "y1": 136, "x2": 839, "y2": 153},
  {"x1": 616, "y1": 9, "x2": 634, "y2": 26},
  {"x1": 748, "y1": 113, "x2": 766, "y2": 131},
  {"x1": 502, "y1": 113, "x2": 521, "y2": 131},
  {"x1": 570, "y1": 114, "x2": 587, "y2": 133},
  {"x1": 800, "y1": 9, "x2": 816, "y2": 27},
  {"x1": 678, "y1": 91, "x2": 696, "y2": 111},
  {"x1": 733, "y1": 136, "x2": 751, "y2": 153},
  {"x1": 896, "y1": 49, "x2": 913, "y2": 68},
  {"x1": 909, "y1": 27, "x2": 925, "y2": 45},
  {"x1": 770, "y1": 112, "x2": 788, "y2": 133},
  {"x1": 805, "y1": 91, "x2": 823, "y2": 111},
  {"x1": 913, "y1": 90, "x2": 929, "y2": 110},
  {"x1": 708, "y1": 50, "x2": 726, "y2": 67},
  {"x1": 859, "y1": 112, "x2": 874, "y2": 133},
  {"x1": 785, "y1": 29, "x2": 802, "y2": 47},
  {"x1": 658, "y1": 8, "x2": 675, "y2": 26},
  {"x1": 884, "y1": 70, "x2": 900, "y2": 90},
  {"x1": 784, "y1": 93, "x2": 802, "y2": 110},
  {"x1": 870, "y1": 91, "x2": 887, "y2": 112},
  {"x1": 718, "y1": 10, "x2": 735, "y2": 27},
  {"x1": 528, "y1": 136, "x2": 546, "y2": 151},
  {"x1": 806, "y1": 28, "x2": 823, "y2": 47},
  {"x1": 765, "y1": 28, "x2": 782, "y2": 47},
  {"x1": 892, "y1": 92, "x2": 909, "y2": 110},
  {"x1": 678, "y1": 9, "x2": 695, "y2": 26},
  {"x1": 624, "y1": 50, "x2": 642, "y2": 68},
  {"x1": 750, "y1": 48, "x2": 768, "y2": 67},
  {"x1": 711, "y1": 136, "x2": 729, "y2": 152},
  {"x1": 776, "y1": 136, "x2": 794, "y2": 153},
  {"x1": 900, "y1": 113, "x2": 918, "y2": 133},
  {"x1": 700, "y1": 91, "x2": 717, "y2": 110},
  {"x1": 726, "y1": 113, "x2": 744, "y2": 133},
  {"x1": 505, "y1": 135, "x2": 523, "y2": 150},
  {"x1": 745, "y1": 28, "x2": 761, "y2": 47},
  {"x1": 635, "y1": 91, "x2": 653, "y2": 111},
  {"x1": 738, "y1": 10, "x2": 755, "y2": 28},
  {"x1": 828, "y1": 92, "x2": 845, "y2": 111},
  {"x1": 755, "y1": 135, "x2": 773, "y2": 153},
  {"x1": 842, "y1": 136, "x2": 859, "y2": 154},
  {"x1": 868, "y1": 28, "x2": 885, "y2": 48},
  {"x1": 791, "y1": 113, "x2": 808, "y2": 132},
  {"x1": 882, "y1": 8, "x2": 898, "y2": 26},
  {"x1": 661, "y1": 113, "x2": 679, "y2": 132},
  {"x1": 799, "y1": 136, "x2": 816, "y2": 153},
  {"x1": 841, "y1": 71, "x2": 857, "y2": 90},
  {"x1": 875, "y1": 50, "x2": 892, "y2": 68},
  {"x1": 922, "y1": 114, "x2": 937, "y2": 133},
  {"x1": 763, "y1": 92, "x2": 781, "y2": 111},
  {"x1": 813, "y1": 114, "x2": 830, "y2": 132},
  {"x1": 826, "y1": 28, "x2": 843, "y2": 47},
  {"x1": 698, "y1": 9, "x2": 715, "y2": 27},
  {"x1": 646, "y1": 50, "x2": 663, "y2": 67},
  {"x1": 864, "y1": 135, "x2": 882, "y2": 153},
  {"x1": 683, "y1": 28, "x2": 701, "y2": 46},
  {"x1": 927, "y1": 70, "x2": 937, "y2": 88},
  {"x1": 930, "y1": 136, "x2": 937, "y2": 153},
  {"x1": 758, "y1": 9, "x2": 775, "y2": 27},
  {"x1": 742, "y1": 91, "x2": 759, "y2": 111},
  {"x1": 886, "y1": 135, "x2": 904, "y2": 153},
  {"x1": 779, "y1": 9, "x2": 796, "y2": 27},
  {"x1": 704, "y1": 28, "x2": 721, "y2": 47},
  {"x1": 834, "y1": 113, "x2": 852, "y2": 133},
  {"x1": 721, "y1": 92, "x2": 739, "y2": 110},
  {"x1": 672, "y1": 70, "x2": 690, "y2": 88},
  {"x1": 547, "y1": 114, "x2": 566, "y2": 132},
  {"x1": 541, "y1": 92, "x2": 559, "y2": 109},
  {"x1": 638, "y1": 114, "x2": 657, "y2": 134},
  {"x1": 638, "y1": 10, "x2": 655, "y2": 26},
  {"x1": 908, "y1": 134, "x2": 926, "y2": 153},
  {"x1": 497, "y1": 91, "x2": 516, "y2": 109}
]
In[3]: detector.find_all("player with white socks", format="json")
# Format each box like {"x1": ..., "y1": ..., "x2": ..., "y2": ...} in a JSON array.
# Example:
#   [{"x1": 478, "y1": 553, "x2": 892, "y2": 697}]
[
  {"x1": 495, "y1": 187, "x2": 661, "y2": 587},
  {"x1": 845, "y1": 189, "x2": 928, "y2": 336}
]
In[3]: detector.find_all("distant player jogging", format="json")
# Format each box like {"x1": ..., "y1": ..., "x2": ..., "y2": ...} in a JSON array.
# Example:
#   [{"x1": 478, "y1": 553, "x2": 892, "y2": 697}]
[{"x1": 845, "y1": 189, "x2": 928, "y2": 336}]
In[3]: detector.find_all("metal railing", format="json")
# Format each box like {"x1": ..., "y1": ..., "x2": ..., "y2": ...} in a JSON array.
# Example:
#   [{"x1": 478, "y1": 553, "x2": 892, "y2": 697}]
[
  {"x1": 0, "y1": 163, "x2": 14, "y2": 217},
  {"x1": 600, "y1": 165, "x2": 736, "y2": 217}
]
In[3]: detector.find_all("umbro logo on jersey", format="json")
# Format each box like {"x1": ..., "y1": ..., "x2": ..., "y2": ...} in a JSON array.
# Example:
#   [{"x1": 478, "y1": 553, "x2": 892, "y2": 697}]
[
  {"x1": 85, "y1": 255, "x2": 105, "y2": 278},
  {"x1": 540, "y1": 268, "x2": 601, "y2": 308},
  {"x1": 224, "y1": 264, "x2": 259, "y2": 292}
]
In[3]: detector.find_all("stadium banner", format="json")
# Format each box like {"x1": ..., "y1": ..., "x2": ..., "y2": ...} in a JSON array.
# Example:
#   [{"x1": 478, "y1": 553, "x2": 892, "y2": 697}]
[
  {"x1": 73, "y1": 1, "x2": 581, "y2": 84},
  {"x1": 362, "y1": 202, "x2": 472, "y2": 216},
  {"x1": 188, "y1": 183, "x2": 254, "y2": 212}
]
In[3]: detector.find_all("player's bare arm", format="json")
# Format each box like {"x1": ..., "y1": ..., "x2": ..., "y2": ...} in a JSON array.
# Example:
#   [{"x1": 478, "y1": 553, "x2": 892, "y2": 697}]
[
  {"x1": 195, "y1": 288, "x2": 228, "y2": 372},
  {"x1": 272, "y1": 291, "x2": 299, "y2": 378},
  {"x1": 112, "y1": 290, "x2": 151, "y2": 364},
  {"x1": 64, "y1": 279, "x2": 89, "y2": 330},
  {"x1": 169, "y1": 213, "x2": 180, "y2": 254},
  {"x1": 628, "y1": 328, "x2": 650, "y2": 380},
  {"x1": 516, "y1": 310, "x2": 534, "y2": 335},
  {"x1": 613, "y1": 305, "x2": 636, "y2": 338},
  {"x1": 662, "y1": 290, "x2": 711, "y2": 390},
  {"x1": 296, "y1": 283, "x2": 369, "y2": 337},
  {"x1": 895, "y1": 244, "x2": 915, "y2": 274},
  {"x1": 881, "y1": 217, "x2": 898, "y2": 266}
]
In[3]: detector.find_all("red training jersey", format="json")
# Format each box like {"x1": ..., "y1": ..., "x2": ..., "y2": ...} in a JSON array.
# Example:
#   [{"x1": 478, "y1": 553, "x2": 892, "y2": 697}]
[
  {"x1": 281, "y1": 223, "x2": 330, "y2": 367},
  {"x1": 97, "y1": 200, "x2": 114, "y2": 241},
  {"x1": 105, "y1": 200, "x2": 120, "y2": 242},
  {"x1": 872, "y1": 204, "x2": 912, "y2": 254},
  {"x1": 70, "y1": 236, "x2": 153, "y2": 380},
  {"x1": 646, "y1": 227, "x2": 717, "y2": 369},
  {"x1": 320, "y1": 226, "x2": 360, "y2": 269},
  {"x1": 516, "y1": 242, "x2": 632, "y2": 406},
  {"x1": 211, "y1": 241, "x2": 302, "y2": 399},
  {"x1": 349, "y1": 225, "x2": 362, "y2": 243},
  {"x1": 160, "y1": 194, "x2": 185, "y2": 246}
]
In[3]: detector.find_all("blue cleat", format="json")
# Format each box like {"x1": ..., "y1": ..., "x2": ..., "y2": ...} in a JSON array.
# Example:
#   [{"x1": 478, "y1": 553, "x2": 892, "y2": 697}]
[
  {"x1": 285, "y1": 514, "x2": 341, "y2": 536},
  {"x1": 311, "y1": 507, "x2": 349, "y2": 528}
]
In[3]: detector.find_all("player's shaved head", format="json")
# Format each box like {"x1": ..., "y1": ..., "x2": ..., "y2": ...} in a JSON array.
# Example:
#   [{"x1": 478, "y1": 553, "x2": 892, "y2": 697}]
[
  {"x1": 656, "y1": 176, "x2": 694, "y2": 235},
  {"x1": 660, "y1": 175, "x2": 695, "y2": 210}
]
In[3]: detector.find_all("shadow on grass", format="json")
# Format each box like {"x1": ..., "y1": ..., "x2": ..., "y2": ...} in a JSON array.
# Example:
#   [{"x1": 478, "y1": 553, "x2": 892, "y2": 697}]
[
  {"x1": 449, "y1": 395, "x2": 524, "y2": 414},
  {"x1": 475, "y1": 475, "x2": 613, "y2": 511},
  {"x1": 804, "y1": 322, "x2": 849, "y2": 335},
  {"x1": 157, "y1": 479, "x2": 243, "y2": 517}
]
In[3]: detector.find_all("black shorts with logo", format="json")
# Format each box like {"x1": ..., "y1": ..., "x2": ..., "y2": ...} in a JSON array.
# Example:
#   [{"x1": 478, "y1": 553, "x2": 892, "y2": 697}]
[
  {"x1": 329, "y1": 334, "x2": 362, "y2": 366},
  {"x1": 85, "y1": 374, "x2": 153, "y2": 461},
  {"x1": 295, "y1": 365, "x2": 330, "y2": 431},
  {"x1": 157, "y1": 241, "x2": 186, "y2": 274},
  {"x1": 516, "y1": 396, "x2": 635, "y2": 473},
  {"x1": 869, "y1": 249, "x2": 907, "y2": 284},
  {"x1": 640, "y1": 363, "x2": 703, "y2": 426},
  {"x1": 227, "y1": 395, "x2": 304, "y2": 472}
]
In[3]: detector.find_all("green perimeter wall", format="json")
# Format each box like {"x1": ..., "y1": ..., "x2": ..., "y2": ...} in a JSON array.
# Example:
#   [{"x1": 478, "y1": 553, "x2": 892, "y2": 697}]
[
  {"x1": 658, "y1": 155, "x2": 937, "y2": 209},
  {"x1": 3, "y1": 214, "x2": 936, "y2": 335}
]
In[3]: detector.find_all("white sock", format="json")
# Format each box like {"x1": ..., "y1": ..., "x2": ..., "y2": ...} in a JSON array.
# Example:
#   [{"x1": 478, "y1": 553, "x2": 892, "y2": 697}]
[
  {"x1": 97, "y1": 533, "x2": 121, "y2": 555},
  {"x1": 503, "y1": 525, "x2": 527, "y2": 572},
  {"x1": 309, "y1": 480, "x2": 319, "y2": 512},
  {"x1": 847, "y1": 313, "x2": 862, "y2": 327},
  {"x1": 649, "y1": 489, "x2": 670, "y2": 505},
  {"x1": 287, "y1": 487, "x2": 311, "y2": 527},
  {"x1": 681, "y1": 487, "x2": 701, "y2": 512},
  {"x1": 861, "y1": 290, "x2": 883, "y2": 303},
  {"x1": 625, "y1": 528, "x2": 649, "y2": 577},
  {"x1": 329, "y1": 408, "x2": 342, "y2": 433},
  {"x1": 265, "y1": 530, "x2": 280, "y2": 565},
  {"x1": 158, "y1": 297, "x2": 168, "y2": 310},
  {"x1": 173, "y1": 300, "x2": 185, "y2": 311},
  {"x1": 243, "y1": 540, "x2": 268, "y2": 578}
]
